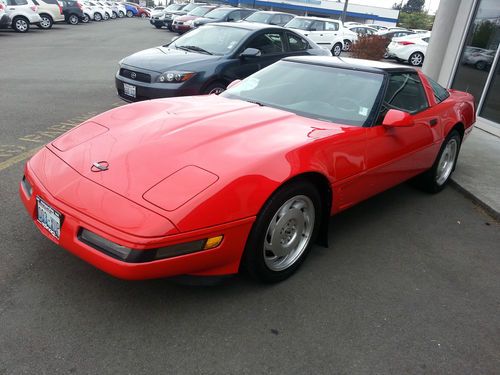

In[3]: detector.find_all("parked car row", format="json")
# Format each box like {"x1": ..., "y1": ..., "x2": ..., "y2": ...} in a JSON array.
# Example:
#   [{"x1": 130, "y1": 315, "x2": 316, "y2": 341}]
[{"x1": 0, "y1": 0, "x2": 147, "y2": 32}]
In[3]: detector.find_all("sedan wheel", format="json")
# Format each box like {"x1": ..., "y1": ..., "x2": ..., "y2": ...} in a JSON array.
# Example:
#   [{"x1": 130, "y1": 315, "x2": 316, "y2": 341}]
[
  {"x1": 331, "y1": 43, "x2": 342, "y2": 56},
  {"x1": 409, "y1": 52, "x2": 424, "y2": 66},
  {"x1": 68, "y1": 14, "x2": 79, "y2": 25},
  {"x1": 242, "y1": 181, "x2": 321, "y2": 283},
  {"x1": 12, "y1": 17, "x2": 29, "y2": 32},
  {"x1": 126, "y1": 10, "x2": 133, "y2": 17},
  {"x1": 39, "y1": 14, "x2": 53, "y2": 29}
]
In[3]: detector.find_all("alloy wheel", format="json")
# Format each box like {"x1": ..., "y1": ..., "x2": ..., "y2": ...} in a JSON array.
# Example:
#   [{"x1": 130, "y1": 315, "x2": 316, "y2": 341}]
[
  {"x1": 263, "y1": 195, "x2": 315, "y2": 272},
  {"x1": 15, "y1": 18, "x2": 28, "y2": 32},
  {"x1": 435, "y1": 138, "x2": 458, "y2": 185}
]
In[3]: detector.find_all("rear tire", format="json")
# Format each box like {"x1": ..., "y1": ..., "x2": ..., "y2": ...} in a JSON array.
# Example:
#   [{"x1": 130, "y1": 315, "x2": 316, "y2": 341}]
[
  {"x1": 68, "y1": 14, "x2": 79, "y2": 25},
  {"x1": 12, "y1": 16, "x2": 29, "y2": 32},
  {"x1": 409, "y1": 51, "x2": 424, "y2": 66},
  {"x1": 103, "y1": 12, "x2": 109, "y2": 20},
  {"x1": 82, "y1": 13, "x2": 90, "y2": 23},
  {"x1": 119, "y1": 10, "x2": 124, "y2": 17},
  {"x1": 126, "y1": 10, "x2": 133, "y2": 17},
  {"x1": 331, "y1": 43, "x2": 342, "y2": 56},
  {"x1": 94, "y1": 12, "x2": 102, "y2": 21},
  {"x1": 38, "y1": 14, "x2": 53, "y2": 29},
  {"x1": 343, "y1": 39, "x2": 352, "y2": 51},
  {"x1": 111, "y1": 11, "x2": 117, "y2": 19},
  {"x1": 416, "y1": 130, "x2": 461, "y2": 193},
  {"x1": 154, "y1": 24, "x2": 162, "y2": 29},
  {"x1": 241, "y1": 181, "x2": 321, "y2": 283}
]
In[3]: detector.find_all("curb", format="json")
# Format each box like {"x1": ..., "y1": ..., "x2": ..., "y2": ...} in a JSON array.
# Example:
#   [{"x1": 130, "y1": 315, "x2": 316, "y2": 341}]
[{"x1": 450, "y1": 179, "x2": 500, "y2": 222}]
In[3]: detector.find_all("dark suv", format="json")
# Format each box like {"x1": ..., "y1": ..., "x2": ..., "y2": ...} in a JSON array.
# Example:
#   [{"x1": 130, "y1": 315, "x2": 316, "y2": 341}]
[{"x1": 59, "y1": 0, "x2": 84, "y2": 24}]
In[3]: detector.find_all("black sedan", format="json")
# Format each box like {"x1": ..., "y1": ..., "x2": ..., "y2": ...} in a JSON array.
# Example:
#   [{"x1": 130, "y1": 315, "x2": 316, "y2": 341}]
[{"x1": 115, "y1": 23, "x2": 330, "y2": 101}]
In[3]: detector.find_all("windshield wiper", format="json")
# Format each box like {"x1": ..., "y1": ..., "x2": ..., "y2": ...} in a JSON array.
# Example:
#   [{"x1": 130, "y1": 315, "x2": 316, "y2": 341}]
[
  {"x1": 176, "y1": 45, "x2": 213, "y2": 55},
  {"x1": 246, "y1": 100, "x2": 265, "y2": 107}
]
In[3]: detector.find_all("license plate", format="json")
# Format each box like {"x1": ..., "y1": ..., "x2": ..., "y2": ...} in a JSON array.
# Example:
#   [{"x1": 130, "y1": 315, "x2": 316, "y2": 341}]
[
  {"x1": 124, "y1": 83, "x2": 136, "y2": 98},
  {"x1": 36, "y1": 196, "x2": 62, "y2": 240}
]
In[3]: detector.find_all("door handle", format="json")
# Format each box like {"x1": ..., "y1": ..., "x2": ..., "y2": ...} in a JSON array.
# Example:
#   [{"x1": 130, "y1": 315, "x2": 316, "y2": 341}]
[{"x1": 429, "y1": 118, "x2": 438, "y2": 126}]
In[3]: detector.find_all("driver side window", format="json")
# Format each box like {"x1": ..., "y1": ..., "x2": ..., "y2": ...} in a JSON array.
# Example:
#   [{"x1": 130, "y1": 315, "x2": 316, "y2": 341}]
[
  {"x1": 247, "y1": 32, "x2": 284, "y2": 55},
  {"x1": 382, "y1": 73, "x2": 429, "y2": 114}
]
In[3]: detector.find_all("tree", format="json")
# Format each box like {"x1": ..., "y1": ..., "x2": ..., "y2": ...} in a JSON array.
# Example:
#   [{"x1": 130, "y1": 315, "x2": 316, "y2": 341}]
[
  {"x1": 471, "y1": 21, "x2": 495, "y2": 49},
  {"x1": 402, "y1": 0, "x2": 425, "y2": 13},
  {"x1": 398, "y1": 11, "x2": 434, "y2": 30}
]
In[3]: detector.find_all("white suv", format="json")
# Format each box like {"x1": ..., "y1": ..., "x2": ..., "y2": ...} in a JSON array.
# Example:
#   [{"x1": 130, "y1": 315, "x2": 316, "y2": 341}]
[
  {"x1": 285, "y1": 16, "x2": 345, "y2": 56},
  {"x1": 1, "y1": 0, "x2": 42, "y2": 32},
  {"x1": 32, "y1": 0, "x2": 64, "y2": 29}
]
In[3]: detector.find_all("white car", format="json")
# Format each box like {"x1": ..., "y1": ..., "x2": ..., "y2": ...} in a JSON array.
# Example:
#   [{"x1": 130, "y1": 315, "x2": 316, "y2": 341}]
[
  {"x1": 78, "y1": 1, "x2": 96, "y2": 22},
  {"x1": 365, "y1": 23, "x2": 387, "y2": 31},
  {"x1": 387, "y1": 34, "x2": 430, "y2": 66},
  {"x1": 83, "y1": 0, "x2": 105, "y2": 20},
  {"x1": 111, "y1": 1, "x2": 125, "y2": 17},
  {"x1": 285, "y1": 16, "x2": 345, "y2": 56},
  {"x1": 0, "y1": 0, "x2": 42, "y2": 32},
  {"x1": 94, "y1": 0, "x2": 112, "y2": 19},
  {"x1": 348, "y1": 25, "x2": 378, "y2": 36},
  {"x1": 32, "y1": 0, "x2": 64, "y2": 29}
]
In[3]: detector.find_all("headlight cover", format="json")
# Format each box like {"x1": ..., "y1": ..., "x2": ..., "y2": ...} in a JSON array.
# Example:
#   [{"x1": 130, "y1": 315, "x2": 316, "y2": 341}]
[{"x1": 157, "y1": 71, "x2": 196, "y2": 83}]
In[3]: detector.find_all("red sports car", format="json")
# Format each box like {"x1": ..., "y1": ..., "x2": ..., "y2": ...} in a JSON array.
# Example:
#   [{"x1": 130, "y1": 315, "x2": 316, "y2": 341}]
[{"x1": 20, "y1": 57, "x2": 475, "y2": 283}]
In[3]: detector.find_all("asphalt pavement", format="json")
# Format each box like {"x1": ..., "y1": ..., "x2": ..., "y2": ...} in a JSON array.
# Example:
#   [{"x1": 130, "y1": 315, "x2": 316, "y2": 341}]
[{"x1": 1, "y1": 19, "x2": 499, "y2": 375}]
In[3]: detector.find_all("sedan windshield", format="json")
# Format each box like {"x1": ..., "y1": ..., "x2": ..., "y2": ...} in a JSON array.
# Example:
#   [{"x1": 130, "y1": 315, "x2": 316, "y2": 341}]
[
  {"x1": 170, "y1": 25, "x2": 250, "y2": 55},
  {"x1": 181, "y1": 3, "x2": 199, "y2": 12},
  {"x1": 221, "y1": 61, "x2": 384, "y2": 126},
  {"x1": 188, "y1": 6, "x2": 212, "y2": 17},
  {"x1": 165, "y1": 3, "x2": 183, "y2": 11},
  {"x1": 205, "y1": 8, "x2": 231, "y2": 19},
  {"x1": 285, "y1": 18, "x2": 314, "y2": 30},
  {"x1": 245, "y1": 12, "x2": 272, "y2": 23}
]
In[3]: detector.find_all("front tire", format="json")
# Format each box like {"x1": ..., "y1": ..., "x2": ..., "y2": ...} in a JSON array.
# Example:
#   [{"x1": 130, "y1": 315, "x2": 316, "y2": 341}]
[
  {"x1": 82, "y1": 13, "x2": 90, "y2": 23},
  {"x1": 331, "y1": 42, "x2": 342, "y2": 56},
  {"x1": 103, "y1": 12, "x2": 109, "y2": 20},
  {"x1": 409, "y1": 51, "x2": 424, "y2": 66},
  {"x1": 38, "y1": 14, "x2": 53, "y2": 29},
  {"x1": 126, "y1": 10, "x2": 133, "y2": 17},
  {"x1": 119, "y1": 10, "x2": 124, "y2": 17},
  {"x1": 241, "y1": 181, "x2": 321, "y2": 283},
  {"x1": 94, "y1": 12, "x2": 102, "y2": 21},
  {"x1": 417, "y1": 130, "x2": 461, "y2": 193},
  {"x1": 203, "y1": 82, "x2": 226, "y2": 95},
  {"x1": 12, "y1": 16, "x2": 29, "y2": 32},
  {"x1": 111, "y1": 11, "x2": 117, "y2": 19}
]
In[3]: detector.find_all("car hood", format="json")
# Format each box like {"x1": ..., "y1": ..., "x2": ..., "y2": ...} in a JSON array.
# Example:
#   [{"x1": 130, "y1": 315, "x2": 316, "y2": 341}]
[
  {"x1": 176, "y1": 14, "x2": 196, "y2": 21},
  {"x1": 121, "y1": 46, "x2": 221, "y2": 73},
  {"x1": 194, "y1": 17, "x2": 218, "y2": 24},
  {"x1": 48, "y1": 96, "x2": 325, "y2": 212}
]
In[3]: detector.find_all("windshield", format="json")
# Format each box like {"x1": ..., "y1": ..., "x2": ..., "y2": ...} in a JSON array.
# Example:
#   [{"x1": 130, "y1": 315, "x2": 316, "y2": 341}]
[
  {"x1": 165, "y1": 3, "x2": 183, "y2": 11},
  {"x1": 170, "y1": 25, "x2": 250, "y2": 55},
  {"x1": 188, "y1": 6, "x2": 212, "y2": 17},
  {"x1": 181, "y1": 3, "x2": 198, "y2": 12},
  {"x1": 245, "y1": 12, "x2": 272, "y2": 23},
  {"x1": 205, "y1": 8, "x2": 231, "y2": 19},
  {"x1": 285, "y1": 18, "x2": 314, "y2": 30},
  {"x1": 221, "y1": 61, "x2": 384, "y2": 126}
]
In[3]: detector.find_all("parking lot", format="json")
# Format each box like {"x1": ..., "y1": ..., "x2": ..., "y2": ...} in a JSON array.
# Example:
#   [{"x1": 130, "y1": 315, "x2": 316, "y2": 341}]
[{"x1": 1, "y1": 18, "x2": 500, "y2": 374}]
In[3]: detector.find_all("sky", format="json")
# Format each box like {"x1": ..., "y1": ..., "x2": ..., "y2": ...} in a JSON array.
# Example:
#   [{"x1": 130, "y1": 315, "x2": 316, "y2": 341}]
[{"x1": 347, "y1": 0, "x2": 441, "y2": 14}]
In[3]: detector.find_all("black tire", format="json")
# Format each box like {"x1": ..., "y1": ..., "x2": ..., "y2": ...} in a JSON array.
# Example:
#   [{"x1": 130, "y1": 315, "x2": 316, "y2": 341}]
[
  {"x1": 343, "y1": 39, "x2": 352, "y2": 51},
  {"x1": 38, "y1": 14, "x2": 53, "y2": 29},
  {"x1": 331, "y1": 42, "x2": 342, "y2": 56},
  {"x1": 103, "y1": 12, "x2": 109, "y2": 20},
  {"x1": 241, "y1": 181, "x2": 322, "y2": 283},
  {"x1": 94, "y1": 12, "x2": 102, "y2": 21},
  {"x1": 475, "y1": 61, "x2": 486, "y2": 71},
  {"x1": 126, "y1": 10, "x2": 133, "y2": 17},
  {"x1": 82, "y1": 13, "x2": 90, "y2": 23},
  {"x1": 68, "y1": 14, "x2": 79, "y2": 25},
  {"x1": 119, "y1": 10, "x2": 124, "y2": 17},
  {"x1": 111, "y1": 12, "x2": 117, "y2": 19},
  {"x1": 12, "y1": 16, "x2": 29, "y2": 32},
  {"x1": 416, "y1": 130, "x2": 461, "y2": 193},
  {"x1": 409, "y1": 51, "x2": 424, "y2": 66},
  {"x1": 203, "y1": 82, "x2": 226, "y2": 95},
  {"x1": 154, "y1": 24, "x2": 162, "y2": 29}
]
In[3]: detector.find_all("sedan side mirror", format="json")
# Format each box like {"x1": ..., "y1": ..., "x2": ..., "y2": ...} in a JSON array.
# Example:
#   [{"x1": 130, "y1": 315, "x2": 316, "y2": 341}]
[
  {"x1": 227, "y1": 79, "x2": 242, "y2": 90},
  {"x1": 382, "y1": 109, "x2": 414, "y2": 127},
  {"x1": 239, "y1": 48, "x2": 261, "y2": 58}
]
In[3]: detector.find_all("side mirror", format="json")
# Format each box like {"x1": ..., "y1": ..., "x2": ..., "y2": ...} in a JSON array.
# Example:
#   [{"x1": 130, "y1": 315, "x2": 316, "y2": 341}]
[
  {"x1": 239, "y1": 48, "x2": 261, "y2": 58},
  {"x1": 227, "y1": 79, "x2": 242, "y2": 90},
  {"x1": 382, "y1": 109, "x2": 414, "y2": 127},
  {"x1": 227, "y1": 17, "x2": 235, "y2": 22}
]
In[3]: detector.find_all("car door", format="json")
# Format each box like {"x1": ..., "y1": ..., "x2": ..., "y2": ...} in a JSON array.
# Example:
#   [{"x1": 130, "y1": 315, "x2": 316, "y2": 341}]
[
  {"x1": 223, "y1": 30, "x2": 287, "y2": 81},
  {"x1": 363, "y1": 72, "x2": 441, "y2": 195},
  {"x1": 307, "y1": 20, "x2": 328, "y2": 47}
]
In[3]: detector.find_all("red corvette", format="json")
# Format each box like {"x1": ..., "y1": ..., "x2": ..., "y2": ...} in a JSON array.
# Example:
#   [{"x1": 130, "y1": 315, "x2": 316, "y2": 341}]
[{"x1": 20, "y1": 57, "x2": 475, "y2": 283}]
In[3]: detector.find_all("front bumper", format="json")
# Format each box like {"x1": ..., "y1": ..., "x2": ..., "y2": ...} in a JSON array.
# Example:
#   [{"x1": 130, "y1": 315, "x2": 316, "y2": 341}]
[
  {"x1": 115, "y1": 73, "x2": 201, "y2": 102},
  {"x1": 20, "y1": 159, "x2": 254, "y2": 280},
  {"x1": 150, "y1": 18, "x2": 164, "y2": 27}
]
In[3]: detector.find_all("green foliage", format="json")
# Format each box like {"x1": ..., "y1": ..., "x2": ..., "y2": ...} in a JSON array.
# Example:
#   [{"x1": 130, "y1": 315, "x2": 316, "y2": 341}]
[
  {"x1": 398, "y1": 11, "x2": 434, "y2": 30},
  {"x1": 471, "y1": 21, "x2": 495, "y2": 49},
  {"x1": 402, "y1": 0, "x2": 425, "y2": 12}
]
